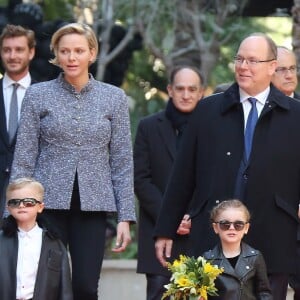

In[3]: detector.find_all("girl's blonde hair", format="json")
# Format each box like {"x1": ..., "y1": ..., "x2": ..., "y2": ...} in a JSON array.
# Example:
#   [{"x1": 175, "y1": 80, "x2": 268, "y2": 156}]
[{"x1": 210, "y1": 199, "x2": 251, "y2": 222}]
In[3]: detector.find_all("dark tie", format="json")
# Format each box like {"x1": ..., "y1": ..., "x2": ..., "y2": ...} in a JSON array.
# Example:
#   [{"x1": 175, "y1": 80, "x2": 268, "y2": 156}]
[
  {"x1": 244, "y1": 97, "x2": 258, "y2": 161},
  {"x1": 8, "y1": 83, "x2": 19, "y2": 143}
]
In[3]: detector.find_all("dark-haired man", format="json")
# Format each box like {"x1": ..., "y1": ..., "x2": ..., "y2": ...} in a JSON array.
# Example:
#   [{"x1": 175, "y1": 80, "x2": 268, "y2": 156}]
[
  {"x1": 0, "y1": 24, "x2": 36, "y2": 218},
  {"x1": 134, "y1": 65, "x2": 205, "y2": 300}
]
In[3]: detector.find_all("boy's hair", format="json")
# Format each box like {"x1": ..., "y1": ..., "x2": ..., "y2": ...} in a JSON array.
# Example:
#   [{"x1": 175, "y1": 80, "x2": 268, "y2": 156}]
[
  {"x1": 210, "y1": 199, "x2": 251, "y2": 222},
  {"x1": 6, "y1": 177, "x2": 44, "y2": 200},
  {"x1": 0, "y1": 24, "x2": 36, "y2": 50}
]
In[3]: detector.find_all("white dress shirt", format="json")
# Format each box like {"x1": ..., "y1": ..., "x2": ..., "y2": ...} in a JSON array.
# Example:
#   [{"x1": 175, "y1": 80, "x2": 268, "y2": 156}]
[
  {"x1": 16, "y1": 223, "x2": 43, "y2": 300},
  {"x1": 3, "y1": 72, "x2": 31, "y2": 130},
  {"x1": 239, "y1": 86, "x2": 270, "y2": 129}
]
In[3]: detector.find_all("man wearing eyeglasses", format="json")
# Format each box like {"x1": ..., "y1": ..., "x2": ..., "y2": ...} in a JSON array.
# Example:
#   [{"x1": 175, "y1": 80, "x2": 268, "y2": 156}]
[
  {"x1": 154, "y1": 33, "x2": 300, "y2": 300},
  {"x1": 272, "y1": 46, "x2": 300, "y2": 300},
  {"x1": 272, "y1": 46, "x2": 299, "y2": 99}
]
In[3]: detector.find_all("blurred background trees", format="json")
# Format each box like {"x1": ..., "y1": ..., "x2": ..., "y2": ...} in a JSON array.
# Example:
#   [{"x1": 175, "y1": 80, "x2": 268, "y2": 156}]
[
  {"x1": 0, "y1": 0, "x2": 295, "y2": 119},
  {"x1": 0, "y1": 0, "x2": 296, "y2": 258}
]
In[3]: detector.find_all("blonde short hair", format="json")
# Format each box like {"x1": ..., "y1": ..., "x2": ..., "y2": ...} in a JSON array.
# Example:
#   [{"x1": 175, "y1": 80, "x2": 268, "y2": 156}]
[
  {"x1": 49, "y1": 22, "x2": 98, "y2": 66},
  {"x1": 6, "y1": 177, "x2": 44, "y2": 201}
]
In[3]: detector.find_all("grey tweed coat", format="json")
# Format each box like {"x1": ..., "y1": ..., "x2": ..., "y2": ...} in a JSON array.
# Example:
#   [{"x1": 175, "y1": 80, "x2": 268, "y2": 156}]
[{"x1": 11, "y1": 73, "x2": 136, "y2": 222}]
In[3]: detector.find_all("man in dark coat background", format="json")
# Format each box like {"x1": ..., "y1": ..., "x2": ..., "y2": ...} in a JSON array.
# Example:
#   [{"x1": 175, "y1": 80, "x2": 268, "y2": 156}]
[
  {"x1": 271, "y1": 45, "x2": 300, "y2": 300},
  {"x1": 134, "y1": 66, "x2": 205, "y2": 300},
  {"x1": 154, "y1": 33, "x2": 300, "y2": 300}
]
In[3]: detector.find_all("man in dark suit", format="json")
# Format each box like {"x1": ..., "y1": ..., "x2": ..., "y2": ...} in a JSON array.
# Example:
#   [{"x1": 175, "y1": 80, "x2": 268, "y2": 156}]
[
  {"x1": 0, "y1": 24, "x2": 36, "y2": 218},
  {"x1": 154, "y1": 33, "x2": 300, "y2": 300},
  {"x1": 272, "y1": 46, "x2": 300, "y2": 300},
  {"x1": 134, "y1": 66, "x2": 205, "y2": 300}
]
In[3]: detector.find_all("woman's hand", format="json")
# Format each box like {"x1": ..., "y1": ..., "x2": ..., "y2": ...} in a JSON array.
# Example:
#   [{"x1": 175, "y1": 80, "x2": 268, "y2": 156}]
[{"x1": 111, "y1": 221, "x2": 132, "y2": 253}]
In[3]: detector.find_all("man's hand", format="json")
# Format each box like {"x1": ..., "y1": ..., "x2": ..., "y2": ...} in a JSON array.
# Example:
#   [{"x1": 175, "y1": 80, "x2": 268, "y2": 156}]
[
  {"x1": 155, "y1": 237, "x2": 173, "y2": 267},
  {"x1": 111, "y1": 221, "x2": 131, "y2": 253},
  {"x1": 176, "y1": 214, "x2": 191, "y2": 235}
]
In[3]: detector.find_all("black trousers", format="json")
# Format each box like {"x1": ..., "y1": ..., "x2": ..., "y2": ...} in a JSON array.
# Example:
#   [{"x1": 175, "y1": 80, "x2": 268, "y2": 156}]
[
  {"x1": 289, "y1": 241, "x2": 300, "y2": 300},
  {"x1": 43, "y1": 180, "x2": 107, "y2": 300},
  {"x1": 268, "y1": 273, "x2": 289, "y2": 300},
  {"x1": 146, "y1": 274, "x2": 170, "y2": 300}
]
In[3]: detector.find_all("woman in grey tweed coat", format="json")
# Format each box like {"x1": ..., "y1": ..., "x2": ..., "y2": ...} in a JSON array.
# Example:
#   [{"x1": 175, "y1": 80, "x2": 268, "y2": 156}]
[{"x1": 10, "y1": 23, "x2": 136, "y2": 300}]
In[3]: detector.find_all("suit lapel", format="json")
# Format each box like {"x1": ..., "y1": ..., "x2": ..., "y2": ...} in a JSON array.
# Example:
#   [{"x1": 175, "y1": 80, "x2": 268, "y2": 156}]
[
  {"x1": 0, "y1": 79, "x2": 9, "y2": 146},
  {"x1": 157, "y1": 112, "x2": 177, "y2": 160}
]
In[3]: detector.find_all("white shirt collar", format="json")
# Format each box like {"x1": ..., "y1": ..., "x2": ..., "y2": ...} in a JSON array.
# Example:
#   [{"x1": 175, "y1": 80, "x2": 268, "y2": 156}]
[
  {"x1": 239, "y1": 86, "x2": 270, "y2": 106},
  {"x1": 18, "y1": 223, "x2": 42, "y2": 239},
  {"x1": 3, "y1": 72, "x2": 32, "y2": 89}
]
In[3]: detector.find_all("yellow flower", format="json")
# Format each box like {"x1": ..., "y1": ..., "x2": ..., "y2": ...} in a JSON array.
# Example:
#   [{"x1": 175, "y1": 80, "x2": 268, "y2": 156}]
[
  {"x1": 204, "y1": 262, "x2": 223, "y2": 279},
  {"x1": 173, "y1": 259, "x2": 181, "y2": 268},
  {"x1": 176, "y1": 275, "x2": 192, "y2": 287},
  {"x1": 164, "y1": 255, "x2": 223, "y2": 300},
  {"x1": 199, "y1": 286, "x2": 208, "y2": 300}
]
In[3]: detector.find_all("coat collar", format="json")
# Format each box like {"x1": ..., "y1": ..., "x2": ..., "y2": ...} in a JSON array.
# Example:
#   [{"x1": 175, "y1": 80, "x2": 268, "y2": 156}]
[
  {"x1": 157, "y1": 111, "x2": 176, "y2": 160},
  {"x1": 205, "y1": 242, "x2": 258, "y2": 280},
  {"x1": 221, "y1": 82, "x2": 291, "y2": 115}
]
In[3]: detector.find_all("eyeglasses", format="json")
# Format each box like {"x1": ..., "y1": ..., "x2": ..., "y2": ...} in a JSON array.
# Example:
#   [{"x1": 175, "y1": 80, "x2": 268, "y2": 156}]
[
  {"x1": 234, "y1": 56, "x2": 276, "y2": 66},
  {"x1": 213, "y1": 220, "x2": 248, "y2": 231},
  {"x1": 7, "y1": 198, "x2": 42, "y2": 208},
  {"x1": 275, "y1": 66, "x2": 298, "y2": 75}
]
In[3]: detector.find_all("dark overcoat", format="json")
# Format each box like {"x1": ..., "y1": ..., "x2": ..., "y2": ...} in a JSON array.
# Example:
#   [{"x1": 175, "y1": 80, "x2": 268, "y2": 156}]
[
  {"x1": 154, "y1": 83, "x2": 300, "y2": 274},
  {"x1": 134, "y1": 111, "x2": 190, "y2": 275}
]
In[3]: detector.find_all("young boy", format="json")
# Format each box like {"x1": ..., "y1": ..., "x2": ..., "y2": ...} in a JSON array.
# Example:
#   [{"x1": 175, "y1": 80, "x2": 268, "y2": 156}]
[{"x1": 0, "y1": 177, "x2": 73, "y2": 300}]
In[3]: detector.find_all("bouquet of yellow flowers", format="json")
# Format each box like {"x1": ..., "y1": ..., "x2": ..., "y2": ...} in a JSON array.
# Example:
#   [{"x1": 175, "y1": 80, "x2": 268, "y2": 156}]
[{"x1": 162, "y1": 255, "x2": 224, "y2": 300}]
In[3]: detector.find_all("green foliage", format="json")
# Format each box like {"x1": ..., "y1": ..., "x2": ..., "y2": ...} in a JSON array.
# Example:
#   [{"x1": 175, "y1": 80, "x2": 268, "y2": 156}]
[
  {"x1": 41, "y1": 0, "x2": 75, "y2": 21},
  {"x1": 124, "y1": 48, "x2": 167, "y2": 135}
]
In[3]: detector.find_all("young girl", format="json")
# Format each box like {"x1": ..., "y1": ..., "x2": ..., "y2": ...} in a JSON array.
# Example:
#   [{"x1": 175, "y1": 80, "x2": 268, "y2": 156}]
[{"x1": 203, "y1": 199, "x2": 273, "y2": 300}]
